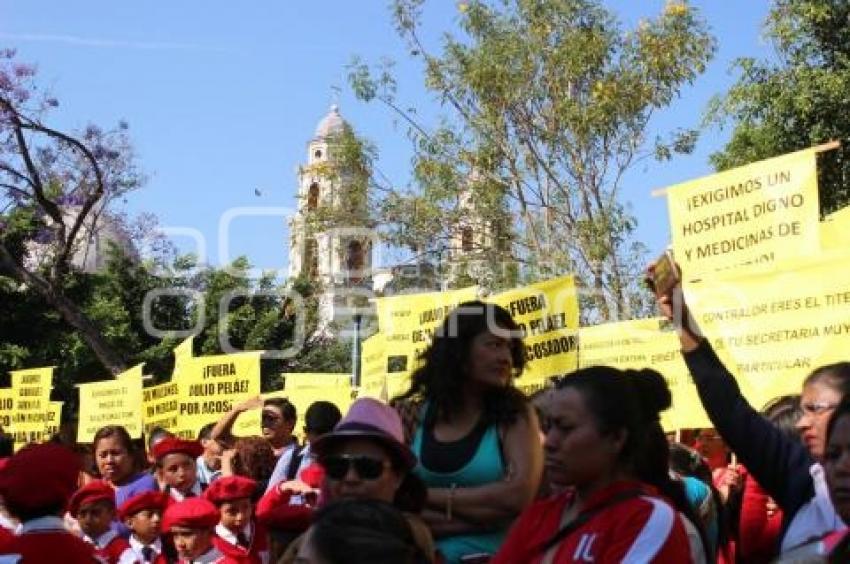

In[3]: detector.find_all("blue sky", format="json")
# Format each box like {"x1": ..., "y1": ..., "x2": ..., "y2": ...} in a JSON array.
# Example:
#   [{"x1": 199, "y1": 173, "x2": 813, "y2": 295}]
[{"x1": 1, "y1": 0, "x2": 771, "y2": 278}]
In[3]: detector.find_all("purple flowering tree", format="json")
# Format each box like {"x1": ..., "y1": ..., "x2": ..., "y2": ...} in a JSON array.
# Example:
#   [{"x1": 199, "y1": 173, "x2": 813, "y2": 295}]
[{"x1": 0, "y1": 49, "x2": 143, "y2": 374}]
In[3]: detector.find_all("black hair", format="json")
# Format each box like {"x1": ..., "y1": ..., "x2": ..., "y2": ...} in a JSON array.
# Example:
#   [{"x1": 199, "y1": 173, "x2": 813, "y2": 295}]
[
  {"x1": 804, "y1": 362, "x2": 850, "y2": 396},
  {"x1": 0, "y1": 433, "x2": 13, "y2": 458},
  {"x1": 762, "y1": 394, "x2": 802, "y2": 442},
  {"x1": 4, "y1": 500, "x2": 65, "y2": 523},
  {"x1": 552, "y1": 367, "x2": 709, "y2": 560},
  {"x1": 198, "y1": 422, "x2": 216, "y2": 441},
  {"x1": 826, "y1": 397, "x2": 850, "y2": 449},
  {"x1": 309, "y1": 499, "x2": 429, "y2": 564},
  {"x1": 93, "y1": 425, "x2": 136, "y2": 456},
  {"x1": 305, "y1": 401, "x2": 342, "y2": 436},
  {"x1": 669, "y1": 442, "x2": 712, "y2": 485},
  {"x1": 264, "y1": 397, "x2": 297, "y2": 422},
  {"x1": 146, "y1": 426, "x2": 174, "y2": 451},
  {"x1": 396, "y1": 300, "x2": 529, "y2": 427}
]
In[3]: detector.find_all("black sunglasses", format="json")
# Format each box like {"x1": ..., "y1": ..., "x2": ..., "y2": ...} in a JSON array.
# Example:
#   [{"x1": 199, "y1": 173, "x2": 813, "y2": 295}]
[{"x1": 322, "y1": 454, "x2": 389, "y2": 481}]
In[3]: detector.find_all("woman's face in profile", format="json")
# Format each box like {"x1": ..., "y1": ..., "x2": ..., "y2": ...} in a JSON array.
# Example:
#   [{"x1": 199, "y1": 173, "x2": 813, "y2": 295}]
[{"x1": 465, "y1": 330, "x2": 514, "y2": 388}]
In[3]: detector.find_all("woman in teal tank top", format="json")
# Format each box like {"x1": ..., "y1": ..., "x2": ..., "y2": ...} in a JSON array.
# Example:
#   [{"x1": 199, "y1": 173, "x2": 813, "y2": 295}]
[{"x1": 393, "y1": 301, "x2": 543, "y2": 564}]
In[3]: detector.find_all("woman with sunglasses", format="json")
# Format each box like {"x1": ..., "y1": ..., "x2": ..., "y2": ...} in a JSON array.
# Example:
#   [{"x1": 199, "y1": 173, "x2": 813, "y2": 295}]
[
  {"x1": 275, "y1": 397, "x2": 437, "y2": 564},
  {"x1": 654, "y1": 273, "x2": 850, "y2": 553},
  {"x1": 393, "y1": 301, "x2": 543, "y2": 563}
]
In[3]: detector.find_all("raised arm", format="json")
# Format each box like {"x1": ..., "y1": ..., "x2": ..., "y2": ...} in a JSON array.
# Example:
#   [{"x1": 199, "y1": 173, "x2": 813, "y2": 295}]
[
  {"x1": 210, "y1": 395, "x2": 264, "y2": 446},
  {"x1": 657, "y1": 286, "x2": 814, "y2": 513}
]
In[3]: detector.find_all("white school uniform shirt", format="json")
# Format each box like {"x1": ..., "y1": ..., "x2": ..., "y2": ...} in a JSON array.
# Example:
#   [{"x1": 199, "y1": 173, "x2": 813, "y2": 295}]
[
  {"x1": 83, "y1": 529, "x2": 120, "y2": 550},
  {"x1": 215, "y1": 522, "x2": 269, "y2": 564},
  {"x1": 167, "y1": 480, "x2": 203, "y2": 503},
  {"x1": 781, "y1": 463, "x2": 846, "y2": 553},
  {"x1": 118, "y1": 536, "x2": 163, "y2": 564}
]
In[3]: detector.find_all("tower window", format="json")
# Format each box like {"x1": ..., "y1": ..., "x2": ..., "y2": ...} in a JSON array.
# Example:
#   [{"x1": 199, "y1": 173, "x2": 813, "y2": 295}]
[
  {"x1": 307, "y1": 183, "x2": 319, "y2": 211},
  {"x1": 314, "y1": 149, "x2": 323, "y2": 159},
  {"x1": 461, "y1": 227, "x2": 474, "y2": 252}
]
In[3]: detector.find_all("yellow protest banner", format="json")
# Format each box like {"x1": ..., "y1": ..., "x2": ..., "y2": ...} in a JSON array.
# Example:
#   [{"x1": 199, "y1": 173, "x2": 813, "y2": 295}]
[
  {"x1": 489, "y1": 275, "x2": 580, "y2": 395},
  {"x1": 45, "y1": 401, "x2": 63, "y2": 440},
  {"x1": 9, "y1": 367, "x2": 53, "y2": 448},
  {"x1": 578, "y1": 318, "x2": 709, "y2": 431},
  {"x1": 359, "y1": 333, "x2": 388, "y2": 400},
  {"x1": 0, "y1": 388, "x2": 12, "y2": 432},
  {"x1": 77, "y1": 364, "x2": 144, "y2": 443},
  {"x1": 173, "y1": 336, "x2": 194, "y2": 375},
  {"x1": 666, "y1": 147, "x2": 820, "y2": 277},
  {"x1": 821, "y1": 204, "x2": 850, "y2": 250},
  {"x1": 173, "y1": 352, "x2": 261, "y2": 439},
  {"x1": 142, "y1": 381, "x2": 180, "y2": 435},
  {"x1": 267, "y1": 375, "x2": 355, "y2": 440},
  {"x1": 685, "y1": 251, "x2": 850, "y2": 410},
  {"x1": 374, "y1": 286, "x2": 479, "y2": 379}
]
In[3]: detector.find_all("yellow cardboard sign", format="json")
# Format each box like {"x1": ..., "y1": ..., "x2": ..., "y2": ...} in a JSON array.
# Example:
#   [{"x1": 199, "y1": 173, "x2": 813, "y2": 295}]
[
  {"x1": 77, "y1": 364, "x2": 144, "y2": 442},
  {"x1": 9, "y1": 367, "x2": 53, "y2": 447},
  {"x1": 173, "y1": 352, "x2": 261, "y2": 439},
  {"x1": 0, "y1": 388, "x2": 13, "y2": 432},
  {"x1": 686, "y1": 251, "x2": 850, "y2": 409},
  {"x1": 578, "y1": 318, "x2": 709, "y2": 430},
  {"x1": 359, "y1": 334, "x2": 388, "y2": 400},
  {"x1": 374, "y1": 286, "x2": 479, "y2": 378},
  {"x1": 267, "y1": 376, "x2": 355, "y2": 440},
  {"x1": 489, "y1": 275, "x2": 580, "y2": 394},
  {"x1": 666, "y1": 147, "x2": 820, "y2": 277},
  {"x1": 142, "y1": 381, "x2": 181, "y2": 435}
]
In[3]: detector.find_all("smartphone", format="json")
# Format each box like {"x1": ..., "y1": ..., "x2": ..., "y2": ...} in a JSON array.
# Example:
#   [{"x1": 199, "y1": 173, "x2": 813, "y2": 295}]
[{"x1": 652, "y1": 249, "x2": 680, "y2": 297}]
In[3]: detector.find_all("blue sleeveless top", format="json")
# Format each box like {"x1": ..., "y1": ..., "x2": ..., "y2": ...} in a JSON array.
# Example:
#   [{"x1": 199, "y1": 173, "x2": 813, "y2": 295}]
[{"x1": 412, "y1": 406, "x2": 507, "y2": 563}]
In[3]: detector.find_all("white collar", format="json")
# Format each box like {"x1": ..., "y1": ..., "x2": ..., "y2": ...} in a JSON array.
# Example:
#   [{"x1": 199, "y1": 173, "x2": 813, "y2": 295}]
[
  {"x1": 215, "y1": 521, "x2": 253, "y2": 546},
  {"x1": 186, "y1": 545, "x2": 223, "y2": 562},
  {"x1": 19, "y1": 516, "x2": 66, "y2": 534},
  {"x1": 130, "y1": 535, "x2": 162, "y2": 554},
  {"x1": 169, "y1": 481, "x2": 202, "y2": 502},
  {"x1": 84, "y1": 528, "x2": 118, "y2": 549}
]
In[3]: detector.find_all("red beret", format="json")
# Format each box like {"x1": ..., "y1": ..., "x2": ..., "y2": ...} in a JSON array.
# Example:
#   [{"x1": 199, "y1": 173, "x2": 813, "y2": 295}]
[
  {"x1": 162, "y1": 498, "x2": 220, "y2": 532},
  {"x1": 118, "y1": 490, "x2": 169, "y2": 521},
  {"x1": 0, "y1": 443, "x2": 80, "y2": 513},
  {"x1": 152, "y1": 437, "x2": 203, "y2": 461},
  {"x1": 203, "y1": 476, "x2": 257, "y2": 504},
  {"x1": 68, "y1": 481, "x2": 116, "y2": 517}
]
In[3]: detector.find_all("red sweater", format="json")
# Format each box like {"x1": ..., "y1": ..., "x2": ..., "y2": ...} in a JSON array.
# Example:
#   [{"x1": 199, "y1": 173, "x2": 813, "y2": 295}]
[
  {"x1": 0, "y1": 520, "x2": 98, "y2": 563},
  {"x1": 492, "y1": 481, "x2": 692, "y2": 564},
  {"x1": 738, "y1": 468, "x2": 783, "y2": 563}
]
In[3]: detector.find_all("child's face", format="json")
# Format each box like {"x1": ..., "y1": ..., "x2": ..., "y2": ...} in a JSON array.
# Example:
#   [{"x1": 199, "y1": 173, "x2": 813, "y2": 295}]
[
  {"x1": 159, "y1": 453, "x2": 197, "y2": 493},
  {"x1": 219, "y1": 498, "x2": 253, "y2": 532},
  {"x1": 125, "y1": 509, "x2": 162, "y2": 544},
  {"x1": 77, "y1": 501, "x2": 114, "y2": 538},
  {"x1": 170, "y1": 527, "x2": 213, "y2": 559}
]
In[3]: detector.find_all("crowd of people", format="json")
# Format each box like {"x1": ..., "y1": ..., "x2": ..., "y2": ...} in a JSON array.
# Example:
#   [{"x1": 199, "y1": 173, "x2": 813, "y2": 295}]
[{"x1": 1, "y1": 283, "x2": 850, "y2": 562}]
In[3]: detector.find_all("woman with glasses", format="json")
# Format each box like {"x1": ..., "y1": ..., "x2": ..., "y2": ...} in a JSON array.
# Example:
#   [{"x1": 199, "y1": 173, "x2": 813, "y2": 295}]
[
  {"x1": 393, "y1": 301, "x2": 543, "y2": 563},
  {"x1": 274, "y1": 397, "x2": 437, "y2": 563},
  {"x1": 653, "y1": 271, "x2": 850, "y2": 553}
]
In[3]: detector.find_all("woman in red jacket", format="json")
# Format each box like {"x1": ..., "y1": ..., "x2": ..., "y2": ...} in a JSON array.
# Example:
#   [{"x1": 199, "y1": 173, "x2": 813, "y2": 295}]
[{"x1": 493, "y1": 366, "x2": 699, "y2": 563}]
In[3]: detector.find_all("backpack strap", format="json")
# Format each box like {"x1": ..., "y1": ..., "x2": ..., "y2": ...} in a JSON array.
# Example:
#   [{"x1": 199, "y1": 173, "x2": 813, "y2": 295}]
[{"x1": 285, "y1": 445, "x2": 304, "y2": 481}]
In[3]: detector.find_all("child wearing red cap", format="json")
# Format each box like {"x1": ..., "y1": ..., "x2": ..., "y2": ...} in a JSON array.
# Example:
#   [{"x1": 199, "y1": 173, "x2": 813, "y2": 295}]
[
  {"x1": 117, "y1": 491, "x2": 171, "y2": 564},
  {"x1": 162, "y1": 498, "x2": 224, "y2": 563},
  {"x1": 205, "y1": 476, "x2": 269, "y2": 563},
  {"x1": 69, "y1": 481, "x2": 131, "y2": 564},
  {"x1": 0, "y1": 443, "x2": 98, "y2": 563},
  {"x1": 152, "y1": 437, "x2": 205, "y2": 503}
]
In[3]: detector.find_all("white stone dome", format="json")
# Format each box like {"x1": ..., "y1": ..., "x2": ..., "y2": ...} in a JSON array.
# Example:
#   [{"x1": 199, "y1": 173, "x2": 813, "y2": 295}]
[{"x1": 314, "y1": 104, "x2": 347, "y2": 138}]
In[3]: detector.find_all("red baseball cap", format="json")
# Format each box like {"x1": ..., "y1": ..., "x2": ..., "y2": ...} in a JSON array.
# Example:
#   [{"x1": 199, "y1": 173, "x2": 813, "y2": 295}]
[{"x1": 162, "y1": 498, "x2": 220, "y2": 532}]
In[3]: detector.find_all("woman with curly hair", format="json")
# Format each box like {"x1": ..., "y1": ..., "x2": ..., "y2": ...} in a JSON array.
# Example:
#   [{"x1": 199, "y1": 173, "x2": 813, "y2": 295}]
[
  {"x1": 224, "y1": 436, "x2": 277, "y2": 491},
  {"x1": 393, "y1": 300, "x2": 543, "y2": 563}
]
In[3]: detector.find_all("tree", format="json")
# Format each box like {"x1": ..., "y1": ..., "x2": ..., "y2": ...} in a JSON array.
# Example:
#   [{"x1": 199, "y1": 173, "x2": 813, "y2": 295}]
[
  {"x1": 349, "y1": 0, "x2": 715, "y2": 320},
  {"x1": 0, "y1": 49, "x2": 143, "y2": 374},
  {"x1": 708, "y1": 0, "x2": 850, "y2": 213}
]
